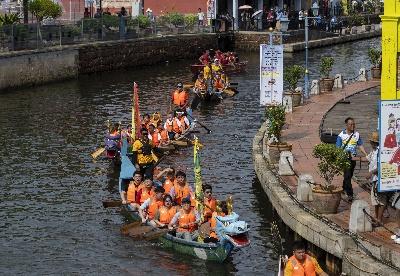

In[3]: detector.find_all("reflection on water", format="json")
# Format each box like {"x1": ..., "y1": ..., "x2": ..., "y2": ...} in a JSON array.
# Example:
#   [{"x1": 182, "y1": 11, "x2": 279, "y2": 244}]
[{"x1": 0, "y1": 36, "x2": 380, "y2": 274}]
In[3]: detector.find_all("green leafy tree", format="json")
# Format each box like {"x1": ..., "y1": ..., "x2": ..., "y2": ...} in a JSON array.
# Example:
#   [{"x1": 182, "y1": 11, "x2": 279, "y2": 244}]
[
  {"x1": 28, "y1": 0, "x2": 63, "y2": 23},
  {"x1": 185, "y1": 14, "x2": 197, "y2": 28},
  {"x1": 264, "y1": 105, "x2": 286, "y2": 143},
  {"x1": 170, "y1": 12, "x2": 184, "y2": 27}
]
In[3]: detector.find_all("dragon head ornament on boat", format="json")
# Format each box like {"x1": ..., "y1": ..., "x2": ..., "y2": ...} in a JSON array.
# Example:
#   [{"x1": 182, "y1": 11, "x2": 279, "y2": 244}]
[{"x1": 214, "y1": 212, "x2": 250, "y2": 248}]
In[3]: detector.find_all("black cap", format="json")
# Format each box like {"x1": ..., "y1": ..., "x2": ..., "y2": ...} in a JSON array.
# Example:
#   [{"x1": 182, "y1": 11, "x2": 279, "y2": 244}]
[{"x1": 181, "y1": 198, "x2": 190, "y2": 204}]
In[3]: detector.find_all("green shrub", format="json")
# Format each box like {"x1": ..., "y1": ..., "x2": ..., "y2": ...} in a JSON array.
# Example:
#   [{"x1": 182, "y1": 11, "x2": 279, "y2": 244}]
[
  {"x1": 185, "y1": 14, "x2": 197, "y2": 28},
  {"x1": 170, "y1": 12, "x2": 184, "y2": 27}
]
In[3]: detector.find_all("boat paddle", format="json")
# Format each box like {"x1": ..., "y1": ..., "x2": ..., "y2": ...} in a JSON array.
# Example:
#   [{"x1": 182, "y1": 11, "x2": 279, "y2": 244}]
[
  {"x1": 120, "y1": 222, "x2": 144, "y2": 235},
  {"x1": 91, "y1": 147, "x2": 105, "y2": 159},
  {"x1": 141, "y1": 221, "x2": 199, "y2": 241},
  {"x1": 185, "y1": 113, "x2": 212, "y2": 134},
  {"x1": 102, "y1": 200, "x2": 123, "y2": 208},
  {"x1": 178, "y1": 135, "x2": 204, "y2": 147},
  {"x1": 223, "y1": 88, "x2": 236, "y2": 96}
]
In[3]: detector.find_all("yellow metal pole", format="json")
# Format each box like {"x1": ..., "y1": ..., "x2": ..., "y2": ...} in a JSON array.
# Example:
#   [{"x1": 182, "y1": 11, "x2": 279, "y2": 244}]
[{"x1": 380, "y1": 3, "x2": 400, "y2": 100}]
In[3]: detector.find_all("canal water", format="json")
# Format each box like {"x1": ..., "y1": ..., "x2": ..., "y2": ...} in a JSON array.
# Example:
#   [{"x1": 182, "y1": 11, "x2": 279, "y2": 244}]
[{"x1": 0, "y1": 37, "x2": 380, "y2": 275}]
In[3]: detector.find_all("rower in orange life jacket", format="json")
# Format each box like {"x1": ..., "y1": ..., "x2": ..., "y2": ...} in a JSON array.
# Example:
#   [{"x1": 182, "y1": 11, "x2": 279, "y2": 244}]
[
  {"x1": 202, "y1": 184, "x2": 216, "y2": 222},
  {"x1": 142, "y1": 114, "x2": 151, "y2": 130},
  {"x1": 148, "y1": 124, "x2": 162, "y2": 147},
  {"x1": 284, "y1": 241, "x2": 328, "y2": 276},
  {"x1": 136, "y1": 178, "x2": 155, "y2": 205},
  {"x1": 156, "y1": 121, "x2": 169, "y2": 144},
  {"x1": 139, "y1": 186, "x2": 165, "y2": 226},
  {"x1": 194, "y1": 73, "x2": 207, "y2": 93},
  {"x1": 151, "y1": 194, "x2": 180, "y2": 227},
  {"x1": 168, "y1": 197, "x2": 200, "y2": 241},
  {"x1": 164, "y1": 112, "x2": 176, "y2": 141},
  {"x1": 170, "y1": 83, "x2": 188, "y2": 112},
  {"x1": 120, "y1": 171, "x2": 144, "y2": 211},
  {"x1": 213, "y1": 73, "x2": 224, "y2": 92},
  {"x1": 154, "y1": 167, "x2": 177, "y2": 195},
  {"x1": 204, "y1": 201, "x2": 228, "y2": 243},
  {"x1": 170, "y1": 171, "x2": 194, "y2": 206}
]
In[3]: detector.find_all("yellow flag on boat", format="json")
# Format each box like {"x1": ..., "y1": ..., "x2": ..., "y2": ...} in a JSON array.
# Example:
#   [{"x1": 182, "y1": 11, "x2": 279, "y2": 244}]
[{"x1": 194, "y1": 137, "x2": 204, "y2": 241}]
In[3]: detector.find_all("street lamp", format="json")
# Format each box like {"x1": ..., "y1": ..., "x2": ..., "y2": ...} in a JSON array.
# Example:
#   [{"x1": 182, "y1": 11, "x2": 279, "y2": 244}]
[{"x1": 304, "y1": 8, "x2": 318, "y2": 99}]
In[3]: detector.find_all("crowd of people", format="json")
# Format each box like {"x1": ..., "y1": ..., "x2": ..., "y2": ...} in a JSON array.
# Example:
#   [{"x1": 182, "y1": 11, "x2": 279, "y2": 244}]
[{"x1": 120, "y1": 168, "x2": 225, "y2": 242}]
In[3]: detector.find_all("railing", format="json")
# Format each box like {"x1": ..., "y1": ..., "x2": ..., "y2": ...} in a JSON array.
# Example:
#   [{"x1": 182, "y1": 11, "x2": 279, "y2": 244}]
[{"x1": 0, "y1": 14, "x2": 218, "y2": 53}]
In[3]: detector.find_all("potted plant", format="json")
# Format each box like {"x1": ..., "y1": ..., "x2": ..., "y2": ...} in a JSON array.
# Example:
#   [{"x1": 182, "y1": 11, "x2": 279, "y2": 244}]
[
  {"x1": 264, "y1": 105, "x2": 292, "y2": 163},
  {"x1": 283, "y1": 65, "x2": 305, "y2": 107},
  {"x1": 319, "y1": 56, "x2": 335, "y2": 92},
  {"x1": 367, "y1": 49, "x2": 381, "y2": 79},
  {"x1": 311, "y1": 143, "x2": 351, "y2": 214}
]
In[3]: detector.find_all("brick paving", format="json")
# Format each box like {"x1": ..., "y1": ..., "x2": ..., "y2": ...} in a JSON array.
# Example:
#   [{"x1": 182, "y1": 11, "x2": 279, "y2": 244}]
[{"x1": 277, "y1": 79, "x2": 400, "y2": 253}]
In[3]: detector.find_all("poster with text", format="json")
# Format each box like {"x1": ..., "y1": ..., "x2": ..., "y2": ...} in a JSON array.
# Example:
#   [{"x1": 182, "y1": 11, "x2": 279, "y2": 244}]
[
  {"x1": 260, "y1": 44, "x2": 283, "y2": 106},
  {"x1": 379, "y1": 100, "x2": 400, "y2": 191}
]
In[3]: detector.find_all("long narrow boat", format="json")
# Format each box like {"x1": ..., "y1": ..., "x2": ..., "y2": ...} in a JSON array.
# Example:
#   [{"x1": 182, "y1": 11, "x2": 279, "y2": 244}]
[
  {"x1": 190, "y1": 61, "x2": 248, "y2": 75},
  {"x1": 118, "y1": 141, "x2": 251, "y2": 262}
]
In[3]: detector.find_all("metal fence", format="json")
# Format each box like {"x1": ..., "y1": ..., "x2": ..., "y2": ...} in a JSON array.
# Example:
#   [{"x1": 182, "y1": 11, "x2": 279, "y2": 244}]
[{"x1": 0, "y1": 14, "x2": 215, "y2": 52}]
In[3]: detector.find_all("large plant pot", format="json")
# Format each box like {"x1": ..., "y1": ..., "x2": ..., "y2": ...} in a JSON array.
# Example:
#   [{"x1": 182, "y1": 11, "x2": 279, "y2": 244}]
[
  {"x1": 320, "y1": 78, "x2": 334, "y2": 92},
  {"x1": 284, "y1": 91, "x2": 302, "y2": 107},
  {"x1": 267, "y1": 142, "x2": 292, "y2": 164},
  {"x1": 371, "y1": 67, "x2": 381, "y2": 79},
  {"x1": 311, "y1": 185, "x2": 342, "y2": 214}
]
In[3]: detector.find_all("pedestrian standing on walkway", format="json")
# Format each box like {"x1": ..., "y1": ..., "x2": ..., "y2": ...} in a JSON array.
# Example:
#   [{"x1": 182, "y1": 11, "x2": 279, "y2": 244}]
[
  {"x1": 336, "y1": 117, "x2": 368, "y2": 201},
  {"x1": 284, "y1": 241, "x2": 328, "y2": 276},
  {"x1": 355, "y1": 132, "x2": 385, "y2": 226},
  {"x1": 197, "y1": 8, "x2": 204, "y2": 32}
]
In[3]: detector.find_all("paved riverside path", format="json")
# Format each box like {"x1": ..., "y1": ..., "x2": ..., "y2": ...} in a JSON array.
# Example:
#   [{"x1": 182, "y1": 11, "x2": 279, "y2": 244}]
[{"x1": 273, "y1": 79, "x2": 400, "y2": 273}]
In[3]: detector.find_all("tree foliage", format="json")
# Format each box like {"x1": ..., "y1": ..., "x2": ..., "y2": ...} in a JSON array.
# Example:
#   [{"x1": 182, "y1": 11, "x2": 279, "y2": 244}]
[{"x1": 28, "y1": 0, "x2": 63, "y2": 22}]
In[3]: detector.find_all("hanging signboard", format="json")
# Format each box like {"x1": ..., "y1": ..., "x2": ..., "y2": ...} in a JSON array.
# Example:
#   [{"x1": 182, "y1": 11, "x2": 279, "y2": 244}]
[
  {"x1": 379, "y1": 100, "x2": 400, "y2": 192},
  {"x1": 260, "y1": 44, "x2": 283, "y2": 106}
]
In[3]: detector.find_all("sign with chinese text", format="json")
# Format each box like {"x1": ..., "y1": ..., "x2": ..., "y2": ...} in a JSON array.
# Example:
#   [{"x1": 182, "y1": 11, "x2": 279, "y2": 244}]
[
  {"x1": 379, "y1": 100, "x2": 400, "y2": 191},
  {"x1": 260, "y1": 44, "x2": 283, "y2": 106}
]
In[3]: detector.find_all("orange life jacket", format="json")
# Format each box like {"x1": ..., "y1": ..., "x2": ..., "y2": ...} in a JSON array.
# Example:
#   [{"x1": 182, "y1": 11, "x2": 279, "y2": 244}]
[
  {"x1": 158, "y1": 206, "x2": 177, "y2": 224},
  {"x1": 177, "y1": 209, "x2": 197, "y2": 232},
  {"x1": 173, "y1": 183, "x2": 191, "y2": 205},
  {"x1": 172, "y1": 90, "x2": 187, "y2": 107},
  {"x1": 210, "y1": 212, "x2": 226, "y2": 239},
  {"x1": 127, "y1": 182, "x2": 144, "y2": 202},
  {"x1": 190, "y1": 192, "x2": 196, "y2": 209},
  {"x1": 139, "y1": 187, "x2": 155, "y2": 204},
  {"x1": 150, "y1": 132, "x2": 160, "y2": 146},
  {"x1": 164, "y1": 119, "x2": 173, "y2": 132},
  {"x1": 213, "y1": 80, "x2": 224, "y2": 89},
  {"x1": 147, "y1": 197, "x2": 163, "y2": 219},
  {"x1": 163, "y1": 178, "x2": 177, "y2": 195},
  {"x1": 172, "y1": 118, "x2": 182, "y2": 134},
  {"x1": 180, "y1": 117, "x2": 188, "y2": 131},
  {"x1": 203, "y1": 198, "x2": 216, "y2": 222},
  {"x1": 287, "y1": 255, "x2": 316, "y2": 276},
  {"x1": 158, "y1": 129, "x2": 168, "y2": 142}
]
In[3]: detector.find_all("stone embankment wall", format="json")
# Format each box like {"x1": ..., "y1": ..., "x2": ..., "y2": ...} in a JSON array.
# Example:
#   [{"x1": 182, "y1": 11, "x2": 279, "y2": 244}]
[{"x1": 0, "y1": 34, "x2": 217, "y2": 92}]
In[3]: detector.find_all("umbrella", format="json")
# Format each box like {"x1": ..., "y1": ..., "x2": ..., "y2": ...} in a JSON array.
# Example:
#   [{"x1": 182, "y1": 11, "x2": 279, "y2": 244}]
[
  {"x1": 239, "y1": 5, "x2": 252, "y2": 9},
  {"x1": 252, "y1": 10, "x2": 263, "y2": 18}
]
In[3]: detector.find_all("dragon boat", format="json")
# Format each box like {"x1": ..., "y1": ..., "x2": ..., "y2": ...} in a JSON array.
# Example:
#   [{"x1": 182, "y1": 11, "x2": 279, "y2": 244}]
[
  {"x1": 117, "y1": 140, "x2": 251, "y2": 262},
  {"x1": 190, "y1": 61, "x2": 248, "y2": 75}
]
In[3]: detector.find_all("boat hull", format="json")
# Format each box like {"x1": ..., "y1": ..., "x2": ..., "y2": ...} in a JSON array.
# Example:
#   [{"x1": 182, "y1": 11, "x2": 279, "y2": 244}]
[
  {"x1": 118, "y1": 156, "x2": 233, "y2": 262},
  {"x1": 190, "y1": 61, "x2": 248, "y2": 75}
]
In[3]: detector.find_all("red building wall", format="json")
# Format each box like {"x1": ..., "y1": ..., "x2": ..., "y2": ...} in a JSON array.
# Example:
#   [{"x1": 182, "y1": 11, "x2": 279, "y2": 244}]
[{"x1": 144, "y1": 0, "x2": 207, "y2": 15}]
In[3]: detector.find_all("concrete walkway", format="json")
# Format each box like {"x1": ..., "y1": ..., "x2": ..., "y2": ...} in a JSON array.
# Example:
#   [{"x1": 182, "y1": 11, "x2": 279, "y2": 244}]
[{"x1": 253, "y1": 79, "x2": 400, "y2": 275}]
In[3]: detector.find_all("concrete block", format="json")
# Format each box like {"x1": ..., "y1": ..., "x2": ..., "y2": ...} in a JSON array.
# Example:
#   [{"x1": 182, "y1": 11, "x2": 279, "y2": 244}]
[
  {"x1": 349, "y1": 200, "x2": 372, "y2": 233},
  {"x1": 358, "y1": 68, "x2": 368, "y2": 82},
  {"x1": 310, "y1": 79, "x2": 320, "y2": 95},
  {"x1": 278, "y1": 151, "x2": 294, "y2": 176},
  {"x1": 297, "y1": 174, "x2": 314, "y2": 202},
  {"x1": 283, "y1": 96, "x2": 293, "y2": 113},
  {"x1": 334, "y1": 74, "x2": 344, "y2": 88}
]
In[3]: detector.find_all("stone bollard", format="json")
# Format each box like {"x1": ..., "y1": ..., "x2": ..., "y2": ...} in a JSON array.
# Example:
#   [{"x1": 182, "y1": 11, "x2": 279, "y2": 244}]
[
  {"x1": 371, "y1": 24, "x2": 375, "y2": 31},
  {"x1": 349, "y1": 200, "x2": 372, "y2": 233},
  {"x1": 358, "y1": 68, "x2": 368, "y2": 82},
  {"x1": 278, "y1": 151, "x2": 294, "y2": 176},
  {"x1": 297, "y1": 174, "x2": 314, "y2": 202},
  {"x1": 310, "y1": 80, "x2": 320, "y2": 95},
  {"x1": 334, "y1": 74, "x2": 344, "y2": 88},
  {"x1": 295, "y1": 87, "x2": 304, "y2": 104},
  {"x1": 283, "y1": 96, "x2": 293, "y2": 114},
  {"x1": 361, "y1": 25, "x2": 366, "y2": 32}
]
